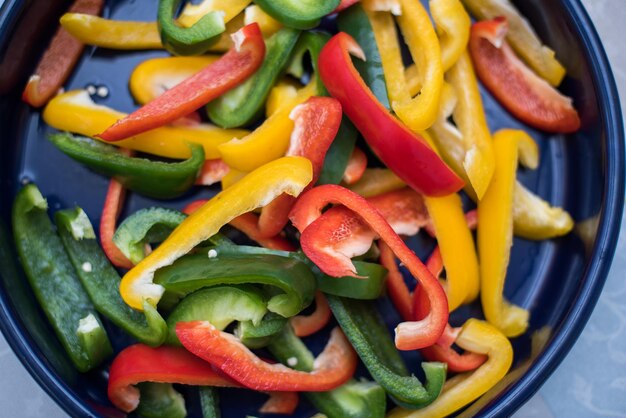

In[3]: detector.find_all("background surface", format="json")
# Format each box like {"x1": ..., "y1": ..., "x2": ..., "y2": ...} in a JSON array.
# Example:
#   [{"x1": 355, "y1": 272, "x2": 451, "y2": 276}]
[{"x1": 0, "y1": 0, "x2": 624, "y2": 417}]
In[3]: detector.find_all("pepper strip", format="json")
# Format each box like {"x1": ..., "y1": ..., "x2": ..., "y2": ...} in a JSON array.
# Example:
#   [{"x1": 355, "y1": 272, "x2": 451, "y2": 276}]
[
  {"x1": 48, "y1": 134, "x2": 205, "y2": 200},
  {"x1": 319, "y1": 32, "x2": 463, "y2": 197},
  {"x1": 460, "y1": 0, "x2": 566, "y2": 86},
  {"x1": 196, "y1": 159, "x2": 230, "y2": 186},
  {"x1": 244, "y1": 5, "x2": 283, "y2": 37},
  {"x1": 387, "y1": 319, "x2": 513, "y2": 418},
  {"x1": 290, "y1": 185, "x2": 448, "y2": 350},
  {"x1": 327, "y1": 296, "x2": 446, "y2": 409},
  {"x1": 43, "y1": 90, "x2": 248, "y2": 160},
  {"x1": 254, "y1": 0, "x2": 340, "y2": 30},
  {"x1": 22, "y1": 0, "x2": 104, "y2": 107},
  {"x1": 99, "y1": 24, "x2": 265, "y2": 142},
  {"x1": 120, "y1": 156, "x2": 312, "y2": 311},
  {"x1": 100, "y1": 175, "x2": 134, "y2": 269},
  {"x1": 363, "y1": 0, "x2": 443, "y2": 132},
  {"x1": 478, "y1": 129, "x2": 531, "y2": 337},
  {"x1": 469, "y1": 18, "x2": 580, "y2": 133},
  {"x1": 107, "y1": 344, "x2": 293, "y2": 414},
  {"x1": 348, "y1": 168, "x2": 405, "y2": 198},
  {"x1": 177, "y1": 322, "x2": 357, "y2": 392},
  {"x1": 55, "y1": 208, "x2": 168, "y2": 347},
  {"x1": 379, "y1": 242, "x2": 412, "y2": 322},
  {"x1": 258, "y1": 97, "x2": 343, "y2": 238},
  {"x1": 290, "y1": 291, "x2": 332, "y2": 337},
  {"x1": 342, "y1": 147, "x2": 367, "y2": 185}
]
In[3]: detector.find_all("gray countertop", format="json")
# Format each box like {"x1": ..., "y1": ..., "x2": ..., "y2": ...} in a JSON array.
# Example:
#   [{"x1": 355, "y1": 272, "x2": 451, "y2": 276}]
[{"x1": 1, "y1": 0, "x2": 625, "y2": 417}]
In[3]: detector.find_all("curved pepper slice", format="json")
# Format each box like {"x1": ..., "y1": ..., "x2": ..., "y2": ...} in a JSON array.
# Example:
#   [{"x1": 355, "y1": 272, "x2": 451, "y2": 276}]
[
  {"x1": 362, "y1": 0, "x2": 443, "y2": 132},
  {"x1": 43, "y1": 90, "x2": 248, "y2": 160},
  {"x1": 478, "y1": 129, "x2": 531, "y2": 337},
  {"x1": 177, "y1": 321, "x2": 357, "y2": 392},
  {"x1": 100, "y1": 172, "x2": 134, "y2": 269},
  {"x1": 290, "y1": 291, "x2": 332, "y2": 337},
  {"x1": 318, "y1": 33, "x2": 463, "y2": 197},
  {"x1": 107, "y1": 344, "x2": 292, "y2": 414},
  {"x1": 469, "y1": 18, "x2": 580, "y2": 133},
  {"x1": 48, "y1": 133, "x2": 204, "y2": 199},
  {"x1": 244, "y1": 5, "x2": 284, "y2": 37},
  {"x1": 258, "y1": 96, "x2": 343, "y2": 238},
  {"x1": 254, "y1": 0, "x2": 340, "y2": 29},
  {"x1": 99, "y1": 24, "x2": 265, "y2": 142},
  {"x1": 316, "y1": 260, "x2": 388, "y2": 300},
  {"x1": 348, "y1": 168, "x2": 405, "y2": 198},
  {"x1": 387, "y1": 319, "x2": 513, "y2": 418},
  {"x1": 460, "y1": 0, "x2": 566, "y2": 86},
  {"x1": 120, "y1": 156, "x2": 312, "y2": 311},
  {"x1": 22, "y1": 0, "x2": 104, "y2": 107},
  {"x1": 342, "y1": 147, "x2": 367, "y2": 185},
  {"x1": 327, "y1": 296, "x2": 446, "y2": 409},
  {"x1": 290, "y1": 185, "x2": 448, "y2": 350}
]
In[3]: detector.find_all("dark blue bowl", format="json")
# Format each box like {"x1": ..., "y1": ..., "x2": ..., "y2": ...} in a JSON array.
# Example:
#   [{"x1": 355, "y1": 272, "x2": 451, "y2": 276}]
[{"x1": 0, "y1": 0, "x2": 623, "y2": 417}]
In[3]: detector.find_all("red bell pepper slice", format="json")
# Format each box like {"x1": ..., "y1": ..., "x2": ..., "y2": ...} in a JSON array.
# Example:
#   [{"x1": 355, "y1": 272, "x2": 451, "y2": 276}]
[
  {"x1": 98, "y1": 23, "x2": 265, "y2": 142},
  {"x1": 258, "y1": 97, "x2": 342, "y2": 238},
  {"x1": 342, "y1": 147, "x2": 367, "y2": 185},
  {"x1": 469, "y1": 17, "x2": 580, "y2": 134},
  {"x1": 195, "y1": 159, "x2": 230, "y2": 186},
  {"x1": 22, "y1": 0, "x2": 104, "y2": 107},
  {"x1": 289, "y1": 184, "x2": 448, "y2": 350},
  {"x1": 182, "y1": 202, "x2": 295, "y2": 252},
  {"x1": 290, "y1": 291, "x2": 332, "y2": 337},
  {"x1": 379, "y1": 241, "x2": 413, "y2": 322},
  {"x1": 318, "y1": 33, "x2": 464, "y2": 197},
  {"x1": 107, "y1": 344, "x2": 296, "y2": 414},
  {"x1": 176, "y1": 321, "x2": 357, "y2": 391}
]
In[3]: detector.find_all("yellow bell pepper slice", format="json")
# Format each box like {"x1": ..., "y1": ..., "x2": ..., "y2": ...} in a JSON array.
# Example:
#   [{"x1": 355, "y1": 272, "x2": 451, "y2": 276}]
[
  {"x1": 478, "y1": 129, "x2": 530, "y2": 337},
  {"x1": 221, "y1": 168, "x2": 248, "y2": 190},
  {"x1": 265, "y1": 79, "x2": 304, "y2": 117},
  {"x1": 348, "y1": 169, "x2": 405, "y2": 198},
  {"x1": 43, "y1": 90, "x2": 248, "y2": 160},
  {"x1": 177, "y1": 0, "x2": 250, "y2": 27},
  {"x1": 218, "y1": 82, "x2": 317, "y2": 172},
  {"x1": 120, "y1": 156, "x2": 313, "y2": 310},
  {"x1": 129, "y1": 56, "x2": 220, "y2": 105},
  {"x1": 460, "y1": 0, "x2": 566, "y2": 86},
  {"x1": 446, "y1": 51, "x2": 495, "y2": 200},
  {"x1": 363, "y1": 0, "x2": 443, "y2": 132},
  {"x1": 244, "y1": 5, "x2": 283, "y2": 38},
  {"x1": 387, "y1": 319, "x2": 513, "y2": 418},
  {"x1": 429, "y1": 0, "x2": 471, "y2": 72}
]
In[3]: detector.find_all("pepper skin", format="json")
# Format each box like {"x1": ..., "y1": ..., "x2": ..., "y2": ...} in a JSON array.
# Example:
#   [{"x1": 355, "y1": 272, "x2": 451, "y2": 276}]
[{"x1": 254, "y1": 0, "x2": 340, "y2": 29}]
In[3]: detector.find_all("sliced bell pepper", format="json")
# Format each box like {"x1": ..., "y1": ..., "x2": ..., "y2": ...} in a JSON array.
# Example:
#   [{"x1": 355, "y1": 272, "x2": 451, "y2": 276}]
[
  {"x1": 107, "y1": 344, "x2": 291, "y2": 414},
  {"x1": 199, "y1": 387, "x2": 219, "y2": 418},
  {"x1": 315, "y1": 260, "x2": 388, "y2": 300},
  {"x1": 165, "y1": 285, "x2": 267, "y2": 345},
  {"x1": 290, "y1": 291, "x2": 332, "y2": 337},
  {"x1": 285, "y1": 31, "x2": 330, "y2": 95},
  {"x1": 362, "y1": 0, "x2": 443, "y2": 132},
  {"x1": 460, "y1": 0, "x2": 566, "y2": 86},
  {"x1": 176, "y1": 0, "x2": 250, "y2": 28},
  {"x1": 12, "y1": 184, "x2": 112, "y2": 372},
  {"x1": 342, "y1": 147, "x2": 367, "y2": 185},
  {"x1": 48, "y1": 133, "x2": 204, "y2": 199},
  {"x1": 378, "y1": 241, "x2": 413, "y2": 322},
  {"x1": 155, "y1": 252, "x2": 316, "y2": 318},
  {"x1": 269, "y1": 325, "x2": 387, "y2": 418},
  {"x1": 348, "y1": 168, "x2": 405, "y2": 198},
  {"x1": 22, "y1": 0, "x2": 104, "y2": 107},
  {"x1": 318, "y1": 118, "x2": 358, "y2": 186},
  {"x1": 135, "y1": 382, "x2": 186, "y2": 418},
  {"x1": 258, "y1": 96, "x2": 343, "y2": 238},
  {"x1": 100, "y1": 173, "x2": 134, "y2": 269},
  {"x1": 327, "y1": 296, "x2": 446, "y2": 408},
  {"x1": 478, "y1": 129, "x2": 531, "y2": 337},
  {"x1": 98, "y1": 24, "x2": 265, "y2": 142},
  {"x1": 55, "y1": 207, "x2": 168, "y2": 347},
  {"x1": 120, "y1": 156, "x2": 311, "y2": 311},
  {"x1": 196, "y1": 159, "x2": 230, "y2": 186},
  {"x1": 43, "y1": 90, "x2": 248, "y2": 160},
  {"x1": 387, "y1": 319, "x2": 513, "y2": 418},
  {"x1": 290, "y1": 185, "x2": 448, "y2": 350},
  {"x1": 429, "y1": 0, "x2": 470, "y2": 72},
  {"x1": 469, "y1": 18, "x2": 580, "y2": 133},
  {"x1": 129, "y1": 56, "x2": 220, "y2": 105},
  {"x1": 207, "y1": 28, "x2": 300, "y2": 128},
  {"x1": 177, "y1": 321, "x2": 357, "y2": 392},
  {"x1": 335, "y1": 0, "x2": 361, "y2": 12},
  {"x1": 244, "y1": 5, "x2": 284, "y2": 37},
  {"x1": 318, "y1": 33, "x2": 463, "y2": 197},
  {"x1": 236, "y1": 312, "x2": 288, "y2": 348},
  {"x1": 218, "y1": 81, "x2": 317, "y2": 172},
  {"x1": 157, "y1": 0, "x2": 225, "y2": 55},
  {"x1": 253, "y1": 0, "x2": 340, "y2": 29}
]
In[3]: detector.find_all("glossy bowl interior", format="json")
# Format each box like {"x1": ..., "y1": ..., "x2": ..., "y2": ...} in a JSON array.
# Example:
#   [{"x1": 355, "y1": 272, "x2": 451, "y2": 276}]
[{"x1": 0, "y1": 0, "x2": 623, "y2": 417}]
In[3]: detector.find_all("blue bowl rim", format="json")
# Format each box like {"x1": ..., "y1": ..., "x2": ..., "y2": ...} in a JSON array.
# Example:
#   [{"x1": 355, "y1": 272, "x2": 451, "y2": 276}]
[{"x1": 0, "y1": 0, "x2": 623, "y2": 417}]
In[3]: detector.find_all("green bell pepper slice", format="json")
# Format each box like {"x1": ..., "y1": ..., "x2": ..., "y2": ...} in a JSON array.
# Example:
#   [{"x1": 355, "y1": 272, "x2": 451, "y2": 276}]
[
  {"x1": 286, "y1": 31, "x2": 330, "y2": 95},
  {"x1": 48, "y1": 133, "x2": 204, "y2": 199},
  {"x1": 136, "y1": 382, "x2": 186, "y2": 418},
  {"x1": 207, "y1": 28, "x2": 301, "y2": 128},
  {"x1": 12, "y1": 185, "x2": 112, "y2": 372},
  {"x1": 154, "y1": 253, "x2": 316, "y2": 317},
  {"x1": 55, "y1": 207, "x2": 168, "y2": 347},
  {"x1": 253, "y1": 0, "x2": 340, "y2": 30},
  {"x1": 269, "y1": 325, "x2": 387, "y2": 418},
  {"x1": 157, "y1": 0, "x2": 225, "y2": 56},
  {"x1": 200, "y1": 387, "x2": 220, "y2": 418},
  {"x1": 326, "y1": 296, "x2": 447, "y2": 409},
  {"x1": 235, "y1": 312, "x2": 288, "y2": 348},
  {"x1": 316, "y1": 261, "x2": 387, "y2": 299}
]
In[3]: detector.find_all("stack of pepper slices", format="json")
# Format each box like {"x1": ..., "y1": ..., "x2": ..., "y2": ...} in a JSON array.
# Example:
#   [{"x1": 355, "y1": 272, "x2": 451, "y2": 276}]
[{"x1": 15, "y1": 0, "x2": 580, "y2": 416}]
